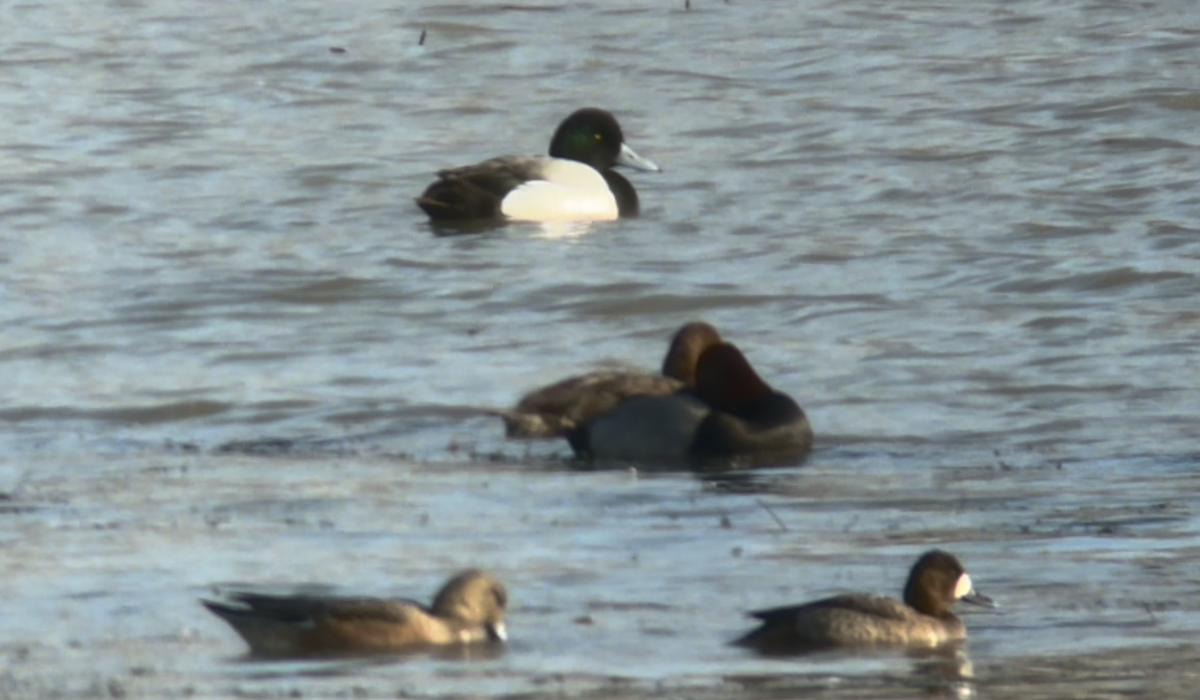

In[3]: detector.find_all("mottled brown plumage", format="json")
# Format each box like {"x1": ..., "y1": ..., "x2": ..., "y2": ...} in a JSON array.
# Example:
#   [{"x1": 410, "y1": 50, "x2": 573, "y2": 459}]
[
  {"x1": 499, "y1": 322, "x2": 722, "y2": 438},
  {"x1": 201, "y1": 569, "x2": 507, "y2": 657},
  {"x1": 737, "y1": 551, "x2": 993, "y2": 653}
]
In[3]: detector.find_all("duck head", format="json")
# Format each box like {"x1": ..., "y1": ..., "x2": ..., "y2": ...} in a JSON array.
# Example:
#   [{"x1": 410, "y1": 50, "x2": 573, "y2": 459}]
[
  {"x1": 431, "y1": 569, "x2": 509, "y2": 641},
  {"x1": 693, "y1": 343, "x2": 772, "y2": 413},
  {"x1": 903, "y1": 550, "x2": 994, "y2": 618},
  {"x1": 549, "y1": 108, "x2": 660, "y2": 173},
  {"x1": 661, "y1": 322, "x2": 723, "y2": 385}
]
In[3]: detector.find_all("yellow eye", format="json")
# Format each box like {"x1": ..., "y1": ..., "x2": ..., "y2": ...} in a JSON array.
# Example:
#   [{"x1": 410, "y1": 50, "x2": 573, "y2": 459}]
[{"x1": 594, "y1": 133, "x2": 603, "y2": 142}]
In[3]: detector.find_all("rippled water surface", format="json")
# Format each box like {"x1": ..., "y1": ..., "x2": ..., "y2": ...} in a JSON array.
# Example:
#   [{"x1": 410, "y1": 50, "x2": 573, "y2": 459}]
[{"x1": 3, "y1": 0, "x2": 1200, "y2": 698}]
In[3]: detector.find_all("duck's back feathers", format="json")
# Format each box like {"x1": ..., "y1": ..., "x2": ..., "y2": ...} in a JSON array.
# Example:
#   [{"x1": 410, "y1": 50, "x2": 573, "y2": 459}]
[
  {"x1": 748, "y1": 594, "x2": 917, "y2": 625},
  {"x1": 503, "y1": 370, "x2": 685, "y2": 439},
  {"x1": 416, "y1": 157, "x2": 543, "y2": 221},
  {"x1": 501, "y1": 322, "x2": 722, "y2": 440},
  {"x1": 200, "y1": 594, "x2": 443, "y2": 657},
  {"x1": 738, "y1": 594, "x2": 962, "y2": 651}
]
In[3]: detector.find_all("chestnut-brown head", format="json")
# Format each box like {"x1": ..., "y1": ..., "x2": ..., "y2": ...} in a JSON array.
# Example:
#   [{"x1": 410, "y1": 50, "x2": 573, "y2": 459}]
[{"x1": 692, "y1": 343, "x2": 771, "y2": 413}]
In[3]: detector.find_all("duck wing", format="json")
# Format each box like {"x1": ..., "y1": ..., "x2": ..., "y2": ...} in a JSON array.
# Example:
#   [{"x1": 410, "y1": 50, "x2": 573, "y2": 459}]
[
  {"x1": 204, "y1": 592, "x2": 427, "y2": 626},
  {"x1": 749, "y1": 594, "x2": 914, "y2": 624},
  {"x1": 417, "y1": 157, "x2": 547, "y2": 220},
  {"x1": 506, "y1": 371, "x2": 684, "y2": 436}
]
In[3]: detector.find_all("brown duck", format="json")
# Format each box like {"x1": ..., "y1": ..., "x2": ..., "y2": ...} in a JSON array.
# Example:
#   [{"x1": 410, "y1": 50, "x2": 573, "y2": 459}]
[{"x1": 201, "y1": 569, "x2": 507, "y2": 657}]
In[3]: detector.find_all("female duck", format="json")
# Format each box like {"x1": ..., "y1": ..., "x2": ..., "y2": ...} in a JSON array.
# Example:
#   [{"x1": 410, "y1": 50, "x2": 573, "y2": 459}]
[
  {"x1": 567, "y1": 342, "x2": 813, "y2": 465},
  {"x1": 500, "y1": 322, "x2": 722, "y2": 438},
  {"x1": 201, "y1": 569, "x2": 507, "y2": 657},
  {"x1": 736, "y1": 550, "x2": 993, "y2": 653},
  {"x1": 416, "y1": 108, "x2": 660, "y2": 222}
]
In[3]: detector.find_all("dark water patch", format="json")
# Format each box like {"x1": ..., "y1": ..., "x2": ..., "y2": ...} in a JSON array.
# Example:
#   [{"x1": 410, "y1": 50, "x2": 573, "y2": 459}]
[
  {"x1": 978, "y1": 382, "x2": 1128, "y2": 397},
  {"x1": 586, "y1": 600, "x2": 676, "y2": 613},
  {"x1": 263, "y1": 277, "x2": 378, "y2": 304},
  {"x1": 888, "y1": 147, "x2": 1003, "y2": 163},
  {"x1": 424, "y1": 218, "x2": 515, "y2": 237},
  {"x1": 641, "y1": 68, "x2": 738, "y2": 88},
  {"x1": 0, "y1": 502, "x2": 43, "y2": 516},
  {"x1": 423, "y1": 39, "x2": 524, "y2": 59},
  {"x1": 326, "y1": 403, "x2": 491, "y2": 426},
  {"x1": 0, "y1": 401, "x2": 230, "y2": 425},
  {"x1": 1095, "y1": 136, "x2": 1195, "y2": 152},
  {"x1": 1146, "y1": 221, "x2": 1200, "y2": 250},
  {"x1": 558, "y1": 293, "x2": 789, "y2": 318},
  {"x1": 287, "y1": 163, "x2": 374, "y2": 189},
  {"x1": 1053, "y1": 98, "x2": 1138, "y2": 121},
  {"x1": 383, "y1": 255, "x2": 501, "y2": 271},
  {"x1": 679, "y1": 121, "x2": 796, "y2": 139},
  {"x1": 1151, "y1": 92, "x2": 1200, "y2": 112},
  {"x1": 989, "y1": 267, "x2": 1193, "y2": 294},
  {"x1": 209, "y1": 351, "x2": 303, "y2": 365},
  {"x1": 1021, "y1": 316, "x2": 1088, "y2": 331},
  {"x1": 213, "y1": 433, "x2": 400, "y2": 458},
  {"x1": 0, "y1": 342, "x2": 115, "y2": 361},
  {"x1": 1014, "y1": 221, "x2": 1102, "y2": 239}
]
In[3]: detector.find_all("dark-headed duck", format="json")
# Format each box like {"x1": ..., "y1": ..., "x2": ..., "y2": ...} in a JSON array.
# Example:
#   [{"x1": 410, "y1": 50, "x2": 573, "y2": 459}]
[
  {"x1": 567, "y1": 342, "x2": 812, "y2": 465},
  {"x1": 416, "y1": 108, "x2": 660, "y2": 222},
  {"x1": 736, "y1": 550, "x2": 993, "y2": 653},
  {"x1": 499, "y1": 322, "x2": 722, "y2": 439},
  {"x1": 201, "y1": 569, "x2": 507, "y2": 657}
]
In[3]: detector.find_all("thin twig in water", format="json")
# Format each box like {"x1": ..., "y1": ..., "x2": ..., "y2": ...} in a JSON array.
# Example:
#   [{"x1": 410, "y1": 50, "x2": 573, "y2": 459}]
[{"x1": 757, "y1": 499, "x2": 788, "y2": 532}]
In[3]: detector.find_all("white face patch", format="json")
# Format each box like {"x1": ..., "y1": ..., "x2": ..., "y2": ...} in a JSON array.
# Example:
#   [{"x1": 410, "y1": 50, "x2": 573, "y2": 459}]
[
  {"x1": 954, "y1": 573, "x2": 974, "y2": 600},
  {"x1": 491, "y1": 621, "x2": 508, "y2": 642},
  {"x1": 501, "y1": 159, "x2": 619, "y2": 222}
]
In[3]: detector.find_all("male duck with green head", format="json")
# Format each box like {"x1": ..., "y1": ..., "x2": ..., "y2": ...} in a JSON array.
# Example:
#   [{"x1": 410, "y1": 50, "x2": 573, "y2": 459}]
[{"x1": 416, "y1": 108, "x2": 660, "y2": 222}]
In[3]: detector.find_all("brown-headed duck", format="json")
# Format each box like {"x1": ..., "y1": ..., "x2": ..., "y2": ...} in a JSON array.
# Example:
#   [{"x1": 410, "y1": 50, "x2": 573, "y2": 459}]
[
  {"x1": 499, "y1": 321, "x2": 722, "y2": 439},
  {"x1": 416, "y1": 108, "x2": 660, "y2": 222},
  {"x1": 201, "y1": 569, "x2": 507, "y2": 657},
  {"x1": 567, "y1": 342, "x2": 813, "y2": 466},
  {"x1": 736, "y1": 550, "x2": 993, "y2": 653}
]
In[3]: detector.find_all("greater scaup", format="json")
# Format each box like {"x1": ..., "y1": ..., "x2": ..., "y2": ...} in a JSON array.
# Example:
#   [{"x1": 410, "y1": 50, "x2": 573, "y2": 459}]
[{"x1": 416, "y1": 108, "x2": 660, "y2": 222}]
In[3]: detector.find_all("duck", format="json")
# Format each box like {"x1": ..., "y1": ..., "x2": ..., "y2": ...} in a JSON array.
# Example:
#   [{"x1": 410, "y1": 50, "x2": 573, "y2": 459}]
[
  {"x1": 498, "y1": 321, "x2": 722, "y2": 439},
  {"x1": 200, "y1": 569, "x2": 507, "y2": 657},
  {"x1": 566, "y1": 342, "x2": 813, "y2": 466},
  {"x1": 736, "y1": 550, "x2": 994, "y2": 653},
  {"x1": 416, "y1": 108, "x2": 660, "y2": 222}
]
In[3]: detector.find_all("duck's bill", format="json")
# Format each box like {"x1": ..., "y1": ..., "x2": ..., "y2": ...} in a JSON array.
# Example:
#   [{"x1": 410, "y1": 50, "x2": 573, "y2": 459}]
[
  {"x1": 615, "y1": 143, "x2": 661, "y2": 172},
  {"x1": 489, "y1": 621, "x2": 508, "y2": 642},
  {"x1": 961, "y1": 591, "x2": 996, "y2": 609}
]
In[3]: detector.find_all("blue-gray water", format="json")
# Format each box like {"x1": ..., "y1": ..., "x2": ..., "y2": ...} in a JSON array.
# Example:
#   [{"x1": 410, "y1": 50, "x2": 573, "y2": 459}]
[{"x1": 2, "y1": 1, "x2": 1200, "y2": 698}]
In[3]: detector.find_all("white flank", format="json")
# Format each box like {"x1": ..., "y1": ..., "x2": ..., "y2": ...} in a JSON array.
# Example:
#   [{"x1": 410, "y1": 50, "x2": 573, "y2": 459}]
[{"x1": 501, "y1": 159, "x2": 619, "y2": 222}]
